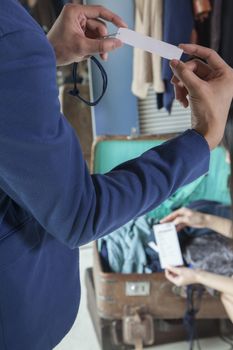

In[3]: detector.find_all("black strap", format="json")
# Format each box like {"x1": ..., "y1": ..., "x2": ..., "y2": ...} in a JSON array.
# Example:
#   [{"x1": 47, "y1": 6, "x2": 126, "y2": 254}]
[
  {"x1": 183, "y1": 285, "x2": 204, "y2": 350},
  {"x1": 69, "y1": 56, "x2": 108, "y2": 107}
]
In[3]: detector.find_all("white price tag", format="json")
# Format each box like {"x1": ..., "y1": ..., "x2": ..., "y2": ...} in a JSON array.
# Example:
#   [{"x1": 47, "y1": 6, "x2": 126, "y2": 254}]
[
  {"x1": 153, "y1": 223, "x2": 184, "y2": 269},
  {"x1": 116, "y1": 28, "x2": 183, "y2": 60}
]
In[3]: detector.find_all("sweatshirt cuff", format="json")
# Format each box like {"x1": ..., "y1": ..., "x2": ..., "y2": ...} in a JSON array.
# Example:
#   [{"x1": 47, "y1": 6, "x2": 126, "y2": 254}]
[
  {"x1": 179, "y1": 128, "x2": 210, "y2": 176},
  {"x1": 190, "y1": 128, "x2": 210, "y2": 152}
]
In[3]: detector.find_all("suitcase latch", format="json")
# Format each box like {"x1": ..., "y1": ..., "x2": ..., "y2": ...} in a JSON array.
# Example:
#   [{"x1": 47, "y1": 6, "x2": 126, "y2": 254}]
[
  {"x1": 125, "y1": 281, "x2": 150, "y2": 296},
  {"x1": 123, "y1": 306, "x2": 155, "y2": 349}
]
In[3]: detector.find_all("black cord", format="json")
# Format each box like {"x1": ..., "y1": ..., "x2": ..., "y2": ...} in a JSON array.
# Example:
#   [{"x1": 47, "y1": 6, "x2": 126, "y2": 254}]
[
  {"x1": 183, "y1": 285, "x2": 204, "y2": 350},
  {"x1": 69, "y1": 56, "x2": 108, "y2": 106}
]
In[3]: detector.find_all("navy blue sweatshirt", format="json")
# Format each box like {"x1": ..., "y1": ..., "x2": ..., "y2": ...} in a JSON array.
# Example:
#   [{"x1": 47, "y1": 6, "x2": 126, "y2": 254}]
[{"x1": 0, "y1": 1, "x2": 210, "y2": 349}]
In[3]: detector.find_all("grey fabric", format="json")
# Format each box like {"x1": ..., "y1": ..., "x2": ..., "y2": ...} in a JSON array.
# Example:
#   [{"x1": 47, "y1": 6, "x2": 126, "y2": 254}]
[{"x1": 184, "y1": 233, "x2": 233, "y2": 277}]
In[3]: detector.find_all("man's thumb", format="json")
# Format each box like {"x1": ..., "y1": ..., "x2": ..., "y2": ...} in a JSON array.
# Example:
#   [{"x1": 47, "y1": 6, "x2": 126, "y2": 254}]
[{"x1": 84, "y1": 37, "x2": 123, "y2": 56}]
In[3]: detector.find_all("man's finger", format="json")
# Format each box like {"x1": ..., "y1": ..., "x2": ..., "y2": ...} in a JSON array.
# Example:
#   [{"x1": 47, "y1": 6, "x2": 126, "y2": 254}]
[
  {"x1": 170, "y1": 60, "x2": 203, "y2": 92},
  {"x1": 172, "y1": 60, "x2": 212, "y2": 86},
  {"x1": 98, "y1": 38, "x2": 123, "y2": 53},
  {"x1": 82, "y1": 5, "x2": 128, "y2": 28},
  {"x1": 86, "y1": 18, "x2": 108, "y2": 38},
  {"x1": 171, "y1": 75, "x2": 179, "y2": 85},
  {"x1": 174, "y1": 84, "x2": 189, "y2": 108},
  {"x1": 179, "y1": 44, "x2": 226, "y2": 71},
  {"x1": 100, "y1": 53, "x2": 108, "y2": 61},
  {"x1": 79, "y1": 37, "x2": 123, "y2": 56},
  {"x1": 182, "y1": 59, "x2": 213, "y2": 80}
]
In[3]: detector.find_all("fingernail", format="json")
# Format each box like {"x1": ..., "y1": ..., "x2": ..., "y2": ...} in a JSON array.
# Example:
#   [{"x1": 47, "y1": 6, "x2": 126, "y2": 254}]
[
  {"x1": 170, "y1": 59, "x2": 180, "y2": 69},
  {"x1": 103, "y1": 53, "x2": 108, "y2": 61},
  {"x1": 115, "y1": 39, "x2": 123, "y2": 48},
  {"x1": 179, "y1": 43, "x2": 194, "y2": 54}
]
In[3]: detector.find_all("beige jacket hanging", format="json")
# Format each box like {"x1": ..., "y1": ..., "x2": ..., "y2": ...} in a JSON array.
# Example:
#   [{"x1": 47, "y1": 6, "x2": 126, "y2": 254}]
[{"x1": 132, "y1": 0, "x2": 165, "y2": 99}]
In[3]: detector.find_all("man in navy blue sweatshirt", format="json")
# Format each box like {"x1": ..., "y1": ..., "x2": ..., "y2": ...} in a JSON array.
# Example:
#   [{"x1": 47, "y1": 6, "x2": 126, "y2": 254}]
[{"x1": 0, "y1": 2, "x2": 233, "y2": 349}]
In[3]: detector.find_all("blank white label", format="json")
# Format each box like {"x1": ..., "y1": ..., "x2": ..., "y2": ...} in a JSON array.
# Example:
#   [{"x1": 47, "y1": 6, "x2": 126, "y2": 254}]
[
  {"x1": 153, "y1": 223, "x2": 184, "y2": 269},
  {"x1": 116, "y1": 28, "x2": 183, "y2": 60}
]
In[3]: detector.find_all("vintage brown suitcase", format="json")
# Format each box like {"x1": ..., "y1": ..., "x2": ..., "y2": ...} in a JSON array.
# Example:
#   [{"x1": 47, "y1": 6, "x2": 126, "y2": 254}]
[
  {"x1": 88, "y1": 135, "x2": 231, "y2": 349},
  {"x1": 86, "y1": 267, "x2": 232, "y2": 350},
  {"x1": 93, "y1": 242, "x2": 227, "y2": 321}
]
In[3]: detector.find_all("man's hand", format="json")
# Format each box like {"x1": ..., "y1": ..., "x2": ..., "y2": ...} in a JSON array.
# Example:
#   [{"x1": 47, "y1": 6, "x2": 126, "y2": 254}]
[
  {"x1": 170, "y1": 44, "x2": 233, "y2": 150},
  {"x1": 47, "y1": 4, "x2": 127, "y2": 66}
]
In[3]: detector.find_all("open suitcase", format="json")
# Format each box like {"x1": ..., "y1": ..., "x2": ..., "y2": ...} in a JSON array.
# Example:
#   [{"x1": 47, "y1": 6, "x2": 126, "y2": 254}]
[{"x1": 86, "y1": 134, "x2": 232, "y2": 349}]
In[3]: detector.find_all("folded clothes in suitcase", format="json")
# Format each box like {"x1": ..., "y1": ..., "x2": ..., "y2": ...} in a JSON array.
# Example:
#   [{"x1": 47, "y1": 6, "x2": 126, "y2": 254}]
[{"x1": 87, "y1": 134, "x2": 231, "y2": 349}]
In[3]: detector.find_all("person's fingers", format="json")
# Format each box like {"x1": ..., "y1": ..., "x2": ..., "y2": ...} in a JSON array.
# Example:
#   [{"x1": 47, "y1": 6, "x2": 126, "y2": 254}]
[
  {"x1": 161, "y1": 215, "x2": 179, "y2": 223},
  {"x1": 86, "y1": 18, "x2": 108, "y2": 38},
  {"x1": 172, "y1": 70, "x2": 189, "y2": 107},
  {"x1": 161, "y1": 210, "x2": 183, "y2": 223},
  {"x1": 160, "y1": 208, "x2": 187, "y2": 223},
  {"x1": 85, "y1": 20, "x2": 112, "y2": 61},
  {"x1": 173, "y1": 217, "x2": 188, "y2": 226},
  {"x1": 78, "y1": 36, "x2": 123, "y2": 56},
  {"x1": 171, "y1": 59, "x2": 213, "y2": 89},
  {"x1": 179, "y1": 44, "x2": 226, "y2": 71},
  {"x1": 165, "y1": 268, "x2": 182, "y2": 285},
  {"x1": 176, "y1": 223, "x2": 186, "y2": 232},
  {"x1": 174, "y1": 84, "x2": 189, "y2": 108},
  {"x1": 171, "y1": 75, "x2": 183, "y2": 86},
  {"x1": 82, "y1": 5, "x2": 128, "y2": 28},
  {"x1": 181, "y1": 59, "x2": 213, "y2": 80},
  {"x1": 171, "y1": 59, "x2": 213, "y2": 106},
  {"x1": 100, "y1": 52, "x2": 108, "y2": 61},
  {"x1": 165, "y1": 269, "x2": 171, "y2": 279},
  {"x1": 165, "y1": 269, "x2": 176, "y2": 282},
  {"x1": 170, "y1": 59, "x2": 203, "y2": 92},
  {"x1": 166, "y1": 266, "x2": 182, "y2": 275},
  {"x1": 189, "y1": 59, "x2": 213, "y2": 80}
]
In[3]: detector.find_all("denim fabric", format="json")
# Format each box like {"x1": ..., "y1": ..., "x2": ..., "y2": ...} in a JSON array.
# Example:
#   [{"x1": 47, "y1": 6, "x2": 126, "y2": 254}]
[{"x1": 162, "y1": 0, "x2": 194, "y2": 112}]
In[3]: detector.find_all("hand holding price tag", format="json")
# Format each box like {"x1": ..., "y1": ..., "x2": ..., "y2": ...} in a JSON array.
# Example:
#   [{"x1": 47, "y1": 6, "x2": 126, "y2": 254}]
[{"x1": 153, "y1": 223, "x2": 184, "y2": 269}]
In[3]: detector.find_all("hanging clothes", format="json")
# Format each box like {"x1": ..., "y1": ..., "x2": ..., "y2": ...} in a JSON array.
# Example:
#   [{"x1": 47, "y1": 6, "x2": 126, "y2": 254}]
[
  {"x1": 210, "y1": 0, "x2": 223, "y2": 52},
  {"x1": 30, "y1": 0, "x2": 70, "y2": 32},
  {"x1": 193, "y1": 0, "x2": 212, "y2": 21},
  {"x1": 219, "y1": 0, "x2": 233, "y2": 68},
  {"x1": 162, "y1": 0, "x2": 194, "y2": 112},
  {"x1": 132, "y1": 0, "x2": 165, "y2": 99},
  {"x1": 193, "y1": 0, "x2": 212, "y2": 48}
]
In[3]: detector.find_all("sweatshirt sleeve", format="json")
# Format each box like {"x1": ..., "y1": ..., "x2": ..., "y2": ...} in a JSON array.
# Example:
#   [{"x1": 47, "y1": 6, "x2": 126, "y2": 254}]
[{"x1": 0, "y1": 30, "x2": 210, "y2": 248}]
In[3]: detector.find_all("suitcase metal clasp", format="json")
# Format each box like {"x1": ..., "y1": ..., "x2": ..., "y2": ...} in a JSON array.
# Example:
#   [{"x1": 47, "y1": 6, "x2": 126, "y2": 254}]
[
  {"x1": 125, "y1": 281, "x2": 150, "y2": 296},
  {"x1": 122, "y1": 306, "x2": 155, "y2": 349}
]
